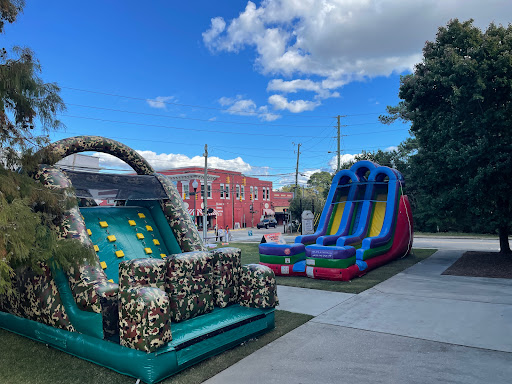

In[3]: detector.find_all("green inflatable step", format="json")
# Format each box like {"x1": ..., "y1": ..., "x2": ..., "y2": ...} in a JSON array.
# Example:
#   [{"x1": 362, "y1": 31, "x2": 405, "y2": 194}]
[
  {"x1": 305, "y1": 256, "x2": 356, "y2": 269},
  {"x1": 259, "y1": 253, "x2": 306, "y2": 265}
]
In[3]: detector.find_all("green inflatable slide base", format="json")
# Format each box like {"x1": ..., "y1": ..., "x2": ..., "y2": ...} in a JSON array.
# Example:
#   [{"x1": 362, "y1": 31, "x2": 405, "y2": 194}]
[{"x1": 0, "y1": 307, "x2": 275, "y2": 384}]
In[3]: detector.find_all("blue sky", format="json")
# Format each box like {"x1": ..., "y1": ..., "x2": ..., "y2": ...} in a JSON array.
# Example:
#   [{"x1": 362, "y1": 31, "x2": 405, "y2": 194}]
[{"x1": 2, "y1": 1, "x2": 510, "y2": 187}]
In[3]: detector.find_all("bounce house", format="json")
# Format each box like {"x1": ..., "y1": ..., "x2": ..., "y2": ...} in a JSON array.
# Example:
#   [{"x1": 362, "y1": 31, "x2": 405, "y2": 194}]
[
  {"x1": 0, "y1": 136, "x2": 278, "y2": 383},
  {"x1": 259, "y1": 160, "x2": 413, "y2": 281}
]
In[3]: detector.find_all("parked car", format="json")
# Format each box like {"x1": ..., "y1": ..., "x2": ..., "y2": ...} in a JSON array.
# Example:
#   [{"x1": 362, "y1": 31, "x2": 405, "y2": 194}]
[{"x1": 257, "y1": 218, "x2": 277, "y2": 229}]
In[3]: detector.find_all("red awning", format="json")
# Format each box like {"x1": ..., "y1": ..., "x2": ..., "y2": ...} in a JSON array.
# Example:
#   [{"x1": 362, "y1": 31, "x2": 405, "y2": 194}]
[
  {"x1": 262, "y1": 208, "x2": 275, "y2": 216},
  {"x1": 195, "y1": 209, "x2": 220, "y2": 216}
]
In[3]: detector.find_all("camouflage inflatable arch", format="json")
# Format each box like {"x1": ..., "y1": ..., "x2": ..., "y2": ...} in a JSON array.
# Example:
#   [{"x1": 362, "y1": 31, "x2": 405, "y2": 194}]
[{"x1": 0, "y1": 135, "x2": 278, "y2": 383}]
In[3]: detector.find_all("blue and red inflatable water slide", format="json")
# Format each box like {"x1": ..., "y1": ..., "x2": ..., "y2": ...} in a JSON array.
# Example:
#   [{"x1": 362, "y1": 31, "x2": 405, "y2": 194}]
[{"x1": 259, "y1": 161, "x2": 413, "y2": 281}]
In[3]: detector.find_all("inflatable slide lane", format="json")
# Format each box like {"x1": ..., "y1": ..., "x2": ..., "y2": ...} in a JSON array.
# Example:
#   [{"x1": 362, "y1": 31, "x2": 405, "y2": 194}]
[
  {"x1": 259, "y1": 160, "x2": 413, "y2": 281},
  {"x1": 0, "y1": 136, "x2": 278, "y2": 384}
]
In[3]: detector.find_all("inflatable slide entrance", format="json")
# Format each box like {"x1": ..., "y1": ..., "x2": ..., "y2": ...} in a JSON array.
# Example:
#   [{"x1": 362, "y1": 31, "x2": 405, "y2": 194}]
[
  {"x1": 259, "y1": 161, "x2": 413, "y2": 281},
  {"x1": 0, "y1": 136, "x2": 278, "y2": 384}
]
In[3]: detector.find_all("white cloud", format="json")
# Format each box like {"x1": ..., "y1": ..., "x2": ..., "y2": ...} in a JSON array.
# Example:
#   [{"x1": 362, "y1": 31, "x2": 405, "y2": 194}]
[
  {"x1": 146, "y1": 96, "x2": 176, "y2": 109},
  {"x1": 93, "y1": 151, "x2": 253, "y2": 173},
  {"x1": 276, "y1": 168, "x2": 324, "y2": 187},
  {"x1": 328, "y1": 154, "x2": 358, "y2": 171},
  {"x1": 267, "y1": 79, "x2": 340, "y2": 100},
  {"x1": 385, "y1": 146, "x2": 398, "y2": 152},
  {"x1": 202, "y1": 17, "x2": 226, "y2": 47},
  {"x1": 268, "y1": 94, "x2": 320, "y2": 113},
  {"x1": 218, "y1": 95, "x2": 281, "y2": 121},
  {"x1": 204, "y1": 0, "x2": 511, "y2": 109}
]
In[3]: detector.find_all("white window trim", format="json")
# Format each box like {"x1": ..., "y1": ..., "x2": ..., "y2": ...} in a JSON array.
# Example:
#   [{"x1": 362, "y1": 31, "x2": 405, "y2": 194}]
[{"x1": 182, "y1": 181, "x2": 190, "y2": 199}]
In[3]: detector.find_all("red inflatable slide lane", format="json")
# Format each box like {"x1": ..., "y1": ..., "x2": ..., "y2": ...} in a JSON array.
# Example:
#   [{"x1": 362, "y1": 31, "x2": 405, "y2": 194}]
[
  {"x1": 307, "y1": 195, "x2": 413, "y2": 281},
  {"x1": 260, "y1": 262, "x2": 307, "y2": 277}
]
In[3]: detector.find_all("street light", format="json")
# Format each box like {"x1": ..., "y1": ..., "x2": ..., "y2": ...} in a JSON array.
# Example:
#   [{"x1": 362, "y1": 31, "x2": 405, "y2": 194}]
[{"x1": 192, "y1": 179, "x2": 199, "y2": 227}]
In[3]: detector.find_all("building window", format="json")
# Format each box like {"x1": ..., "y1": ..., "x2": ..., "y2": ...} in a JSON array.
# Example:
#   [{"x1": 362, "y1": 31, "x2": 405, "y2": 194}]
[
  {"x1": 225, "y1": 184, "x2": 230, "y2": 199},
  {"x1": 254, "y1": 186, "x2": 258, "y2": 200},
  {"x1": 250, "y1": 186, "x2": 253, "y2": 200},
  {"x1": 266, "y1": 187, "x2": 270, "y2": 200},
  {"x1": 182, "y1": 181, "x2": 189, "y2": 199},
  {"x1": 236, "y1": 184, "x2": 240, "y2": 199},
  {"x1": 241, "y1": 185, "x2": 245, "y2": 200},
  {"x1": 262, "y1": 187, "x2": 266, "y2": 200},
  {"x1": 200, "y1": 184, "x2": 212, "y2": 199},
  {"x1": 220, "y1": 183, "x2": 224, "y2": 199}
]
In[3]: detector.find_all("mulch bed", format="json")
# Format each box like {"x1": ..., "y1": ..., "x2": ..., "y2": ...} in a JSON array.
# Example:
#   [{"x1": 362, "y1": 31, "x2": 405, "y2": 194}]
[{"x1": 442, "y1": 251, "x2": 512, "y2": 279}]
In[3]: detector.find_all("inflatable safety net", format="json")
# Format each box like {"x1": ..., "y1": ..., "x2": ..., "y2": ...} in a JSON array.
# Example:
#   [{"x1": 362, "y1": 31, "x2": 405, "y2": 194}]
[
  {"x1": 259, "y1": 160, "x2": 413, "y2": 281},
  {"x1": 0, "y1": 136, "x2": 278, "y2": 384}
]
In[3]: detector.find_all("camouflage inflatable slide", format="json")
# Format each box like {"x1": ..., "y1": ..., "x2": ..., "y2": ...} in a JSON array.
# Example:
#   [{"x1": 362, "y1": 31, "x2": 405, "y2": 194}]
[{"x1": 0, "y1": 136, "x2": 278, "y2": 383}]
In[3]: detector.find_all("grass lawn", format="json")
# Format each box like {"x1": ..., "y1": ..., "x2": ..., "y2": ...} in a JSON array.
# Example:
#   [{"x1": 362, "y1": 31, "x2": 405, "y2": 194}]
[
  {"x1": 223, "y1": 243, "x2": 436, "y2": 294},
  {"x1": 0, "y1": 310, "x2": 312, "y2": 384}
]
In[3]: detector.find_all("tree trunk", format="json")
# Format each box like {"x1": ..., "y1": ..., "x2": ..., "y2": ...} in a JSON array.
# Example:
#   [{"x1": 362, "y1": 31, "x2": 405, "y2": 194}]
[{"x1": 498, "y1": 225, "x2": 511, "y2": 254}]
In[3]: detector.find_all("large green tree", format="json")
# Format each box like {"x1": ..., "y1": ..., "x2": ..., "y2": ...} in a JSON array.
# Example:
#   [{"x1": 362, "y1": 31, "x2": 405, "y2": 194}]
[
  {"x1": 0, "y1": 1, "x2": 93, "y2": 294},
  {"x1": 382, "y1": 19, "x2": 512, "y2": 253},
  {"x1": 306, "y1": 171, "x2": 333, "y2": 199}
]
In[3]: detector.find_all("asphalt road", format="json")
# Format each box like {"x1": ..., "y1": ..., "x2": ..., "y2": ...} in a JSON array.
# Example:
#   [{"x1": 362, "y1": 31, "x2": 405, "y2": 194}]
[{"x1": 224, "y1": 227, "x2": 502, "y2": 252}]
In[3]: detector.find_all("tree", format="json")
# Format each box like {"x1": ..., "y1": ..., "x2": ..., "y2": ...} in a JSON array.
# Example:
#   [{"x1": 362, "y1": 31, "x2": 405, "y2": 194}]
[
  {"x1": 381, "y1": 19, "x2": 512, "y2": 253},
  {"x1": 288, "y1": 187, "x2": 326, "y2": 225},
  {"x1": 307, "y1": 171, "x2": 333, "y2": 199},
  {"x1": 0, "y1": 1, "x2": 93, "y2": 294}
]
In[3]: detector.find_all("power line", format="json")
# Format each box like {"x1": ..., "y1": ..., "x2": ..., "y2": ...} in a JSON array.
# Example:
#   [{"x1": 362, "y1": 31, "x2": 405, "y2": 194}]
[
  {"x1": 62, "y1": 86, "x2": 330, "y2": 118},
  {"x1": 66, "y1": 103, "x2": 334, "y2": 128},
  {"x1": 59, "y1": 114, "x2": 320, "y2": 138},
  {"x1": 61, "y1": 85, "x2": 389, "y2": 118},
  {"x1": 59, "y1": 114, "x2": 408, "y2": 139}
]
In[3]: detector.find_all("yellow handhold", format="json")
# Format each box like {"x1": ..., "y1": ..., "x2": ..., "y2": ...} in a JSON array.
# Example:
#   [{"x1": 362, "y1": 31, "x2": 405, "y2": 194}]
[
  {"x1": 94, "y1": 245, "x2": 99, "y2": 252},
  {"x1": 116, "y1": 250, "x2": 125, "y2": 258},
  {"x1": 144, "y1": 248, "x2": 153, "y2": 254},
  {"x1": 87, "y1": 229, "x2": 92, "y2": 236},
  {"x1": 108, "y1": 279, "x2": 114, "y2": 283},
  {"x1": 160, "y1": 253, "x2": 166, "y2": 258},
  {"x1": 99, "y1": 221, "x2": 108, "y2": 228},
  {"x1": 136, "y1": 233, "x2": 144, "y2": 240},
  {"x1": 153, "y1": 239, "x2": 160, "y2": 246},
  {"x1": 100, "y1": 261, "x2": 107, "y2": 269},
  {"x1": 107, "y1": 235, "x2": 116, "y2": 242},
  {"x1": 128, "y1": 220, "x2": 136, "y2": 226},
  {"x1": 146, "y1": 225, "x2": 153, "y2": 232},
  {"x1": 138, "y1": 213, "x2": 145, "y2": 218}
]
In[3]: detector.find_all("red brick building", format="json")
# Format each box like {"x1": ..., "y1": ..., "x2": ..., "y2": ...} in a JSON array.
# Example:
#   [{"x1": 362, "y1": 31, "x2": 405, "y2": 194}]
[{"x1": 159, "y1": 167, "x2": 291, "y2": 230}]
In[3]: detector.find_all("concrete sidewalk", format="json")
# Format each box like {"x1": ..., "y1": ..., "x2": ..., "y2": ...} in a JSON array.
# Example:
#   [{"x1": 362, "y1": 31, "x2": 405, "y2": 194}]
[{"x1": 206, "y1": 250, "x2": 512, "y2": 384}]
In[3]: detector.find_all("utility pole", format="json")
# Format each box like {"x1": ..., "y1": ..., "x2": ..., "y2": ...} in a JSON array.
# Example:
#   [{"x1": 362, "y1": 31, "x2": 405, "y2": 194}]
[
  {"x1": 294, "y1": 142, "x2": 301, "y2": 229},
  {"x1": 294, "y1": 143, "x2": 301, "y2": 190},
  {"x1": 231, "y1": 177, "x2": 235, "y2": 229},
  {"x1": 203, "y1": 144, "x2": 208, "y2": 242},
  {"x1": 337, "y1": 115, "x2": 341, "y2": 172},
  {"x1": 336, "y1": 115, "x2": 347, "y2": 172}
]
